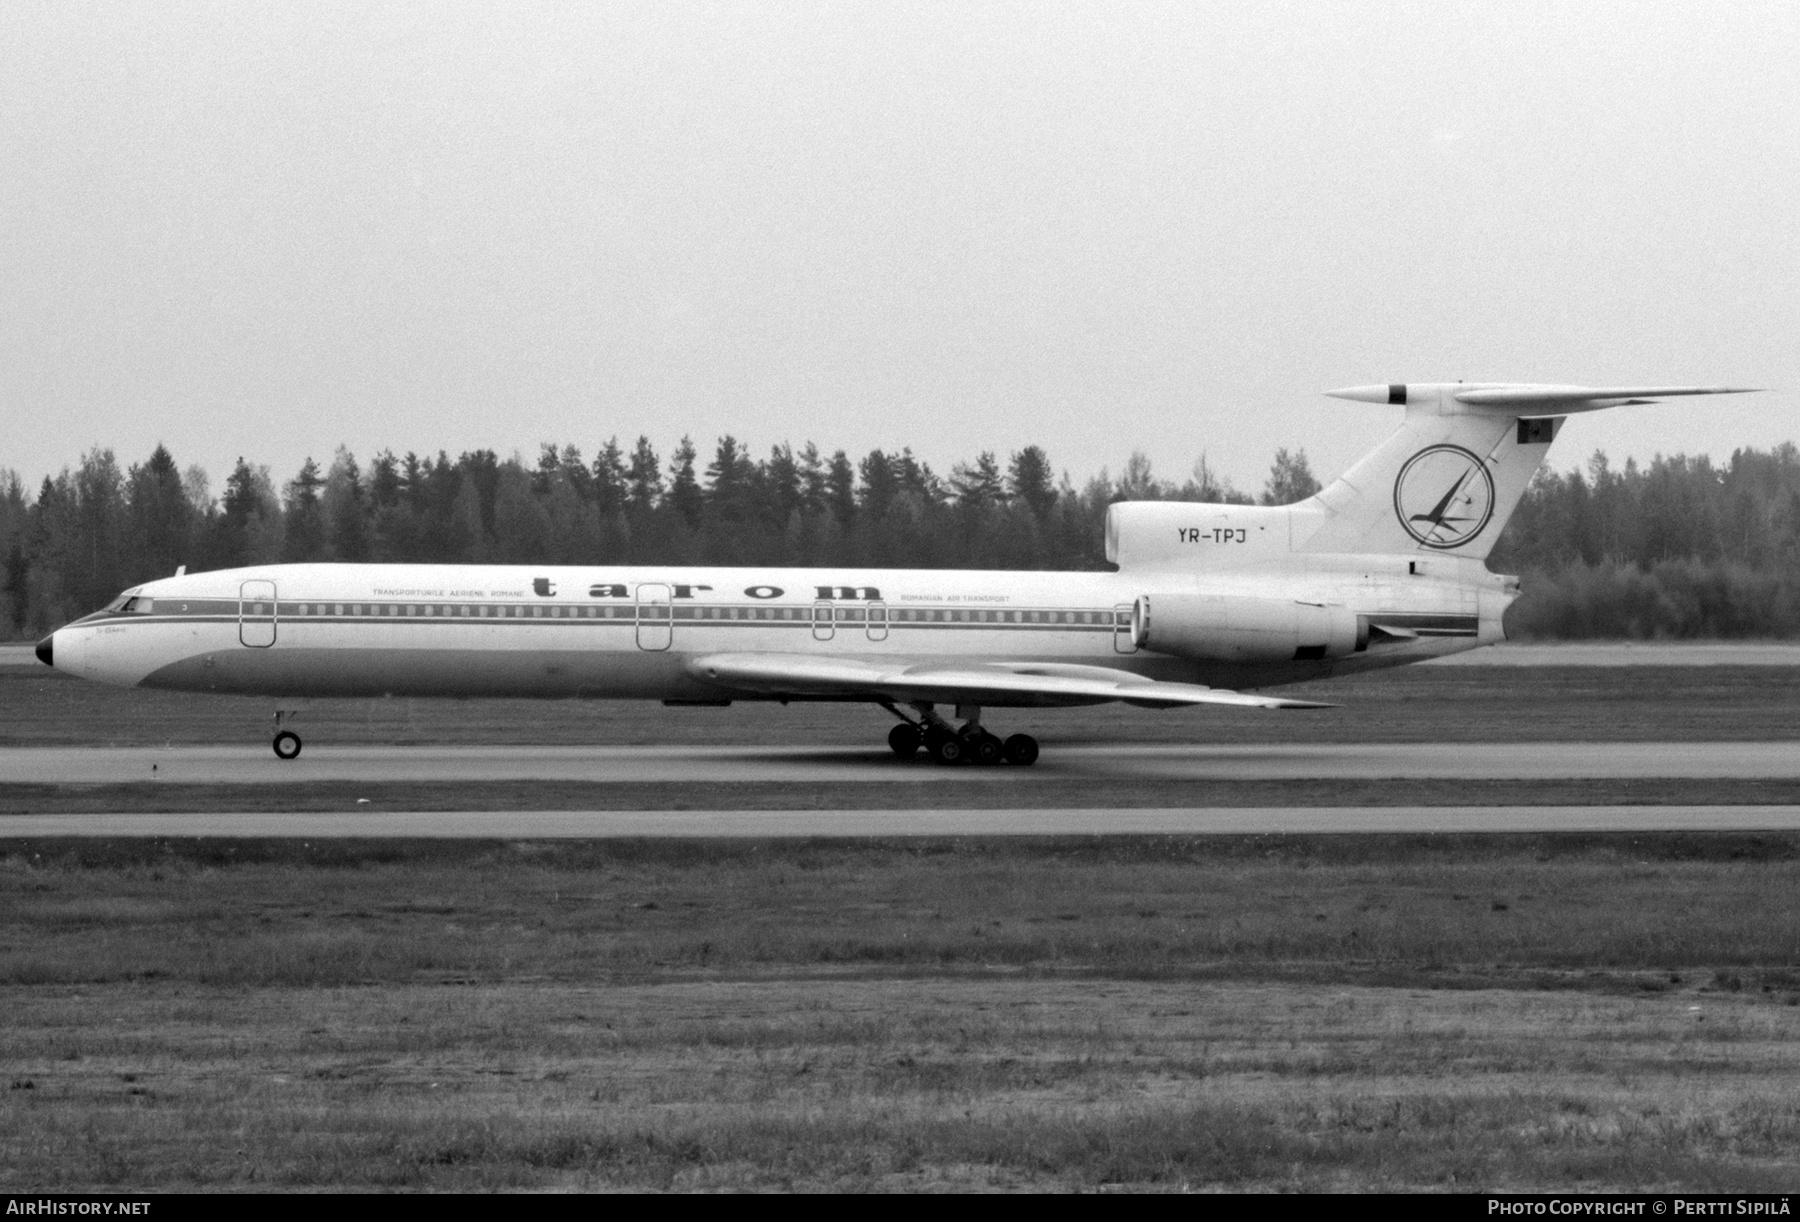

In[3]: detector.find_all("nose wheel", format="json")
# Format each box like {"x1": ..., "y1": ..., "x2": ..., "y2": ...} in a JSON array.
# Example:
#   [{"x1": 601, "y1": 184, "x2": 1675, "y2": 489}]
[
  {"x1": 270, "y1": 710, "x2": 303, "y2": 760},
  {"x1": 883, "y1": 703, "x2": 1037, "y2": 766}
]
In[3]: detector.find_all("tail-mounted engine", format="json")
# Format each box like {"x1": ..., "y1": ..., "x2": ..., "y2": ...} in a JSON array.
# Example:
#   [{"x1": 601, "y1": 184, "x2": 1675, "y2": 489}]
[{"x1": 1132, "y1": 593, "x2": 1364, "y2": 663}]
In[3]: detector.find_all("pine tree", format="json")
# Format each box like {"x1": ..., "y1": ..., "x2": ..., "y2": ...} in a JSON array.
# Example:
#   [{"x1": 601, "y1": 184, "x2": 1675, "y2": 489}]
[
  {"x1": 126, "y1": 444, "x2": 194, "y2": 581},
  {"x1": 1258, "y1": 447, "x2": 1322, "y2": 506},
  {"x1": 1007, "y1": 446, "x2": 1057, "y2": 518},
  {"x1": 763, "y1": 443, "x2": 802, "y2": 532},
  {"x1": 951, "y1": 451, "x2": 1006, "y2": 508},
  {"x1": 627, "y1": 437, "x2": 661, "y2": 512},
  {"x1": 592, "y1": 439, "x2": 627, "y2": 515},
  {"x1": 894, "y1": 449, "x2": 944, "y2": 504},
  {"x1": 797, "y1": 443, "x2": 827, "y2": 516},
  {"x1": 668, "y1": 437, "x2": 702, "y2": 529},
  {"x1": 368, "y1": 451, "x2": 402, "y2": 509},
  {"x1": 858, "y1": 450, "x2": 899, "y2": 519},
  {"x1": 824, "y1": 451, "x2": 857, "y2": 527},
  {"x1": 323, "y1": 448, "x2": 369, "y2": 562},
  {"x1": 1115, "y1": 452, "x2": 1160, "y2": 502},
  {"x1": 704, "y1": 436, "x2": 754, "y2": 517},
  {"x1": 281, "y1": 457, "x2": 328, "y2": 561}
]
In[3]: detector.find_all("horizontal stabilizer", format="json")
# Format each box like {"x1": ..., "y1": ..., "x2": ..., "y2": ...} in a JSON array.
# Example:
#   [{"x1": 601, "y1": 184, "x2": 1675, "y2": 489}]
[
  {"x1": 1325, "y1": 383, "x2": 1758, "y2": 414},
  {"x1": 1451, "y1": 385, "x2": 1758, "y2": 412},
  {"x1": 686, "y1": 653, "x2": 1334, "y2": 711}
]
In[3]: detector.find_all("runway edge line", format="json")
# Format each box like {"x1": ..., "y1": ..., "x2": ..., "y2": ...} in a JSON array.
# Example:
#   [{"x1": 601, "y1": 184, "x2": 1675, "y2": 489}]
[{"x1": 5, "y1": 806, "x2": 1800, "y2": 838}]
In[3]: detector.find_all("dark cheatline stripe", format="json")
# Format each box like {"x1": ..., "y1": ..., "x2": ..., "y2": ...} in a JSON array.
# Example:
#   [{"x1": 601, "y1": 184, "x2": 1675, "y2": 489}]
[{"x1": 110, "y1": 602, "x2": 1131, "y2": 633}]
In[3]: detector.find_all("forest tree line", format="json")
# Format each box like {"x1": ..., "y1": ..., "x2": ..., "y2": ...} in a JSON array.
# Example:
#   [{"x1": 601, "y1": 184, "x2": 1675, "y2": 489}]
[{"x1": 3, "y1": 435, "x2": 1798, "y2": 640}]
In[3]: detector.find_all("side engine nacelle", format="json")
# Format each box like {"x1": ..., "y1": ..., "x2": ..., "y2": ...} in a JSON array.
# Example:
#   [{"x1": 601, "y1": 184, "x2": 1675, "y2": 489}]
[{"x1": 1132, "y1": 592, "x2": 1363, "y2": 663}]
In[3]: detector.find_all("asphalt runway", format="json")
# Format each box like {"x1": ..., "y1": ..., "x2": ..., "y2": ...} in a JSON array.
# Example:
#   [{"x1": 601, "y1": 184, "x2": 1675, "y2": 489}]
[
  {"x1": 3, "y1": 740, "x2": 1797, "y2": 784},
  {"x1": 4, "y1": 805, "x2": 1799, "y2": 838}
]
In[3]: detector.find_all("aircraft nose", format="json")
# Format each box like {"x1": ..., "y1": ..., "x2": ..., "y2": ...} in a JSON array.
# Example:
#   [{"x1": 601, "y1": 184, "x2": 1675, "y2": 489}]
[{"x1": 35, "y1": 634, "x2": 53, "y2": 668}]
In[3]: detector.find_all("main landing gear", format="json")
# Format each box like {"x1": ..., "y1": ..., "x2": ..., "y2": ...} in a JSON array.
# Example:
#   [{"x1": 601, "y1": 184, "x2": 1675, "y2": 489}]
[
  {"x1": 271, "y1": 711, "x2": 302, "y2": 760},
  {"x1": 883, "y1": 702, "x2": 1039, "y2": 767}
]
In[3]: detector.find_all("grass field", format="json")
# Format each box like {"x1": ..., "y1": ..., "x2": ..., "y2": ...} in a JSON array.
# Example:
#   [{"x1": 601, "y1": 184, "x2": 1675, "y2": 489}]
[
  {"x1": 4, "y1": 665, "x2": 1800, "y2": 1191},
  {"x1": 3, "y1": 835, "x2": 1800, "y2": 1191}
]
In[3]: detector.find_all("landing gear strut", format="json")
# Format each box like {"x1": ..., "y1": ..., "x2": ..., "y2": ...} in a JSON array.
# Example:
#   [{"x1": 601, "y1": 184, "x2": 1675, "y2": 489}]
[
  {"x1": 271, "y1": 711, "x2": 302, "y2": 760},
  {"x1": 881, "y1": 702, "x2": 1037, "y2": 767}
]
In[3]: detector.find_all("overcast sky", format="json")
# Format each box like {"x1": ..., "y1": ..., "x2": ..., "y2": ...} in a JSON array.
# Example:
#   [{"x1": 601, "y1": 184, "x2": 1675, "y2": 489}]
[{"x1": 3, "y1": 1, "x2": 1795, "y2": 498}]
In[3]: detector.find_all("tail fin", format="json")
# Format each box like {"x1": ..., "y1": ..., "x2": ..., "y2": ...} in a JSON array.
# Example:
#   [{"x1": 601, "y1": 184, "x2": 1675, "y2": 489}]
[{"x1": 1295, "y1": 383, "x2": 1756, "y2": 559}]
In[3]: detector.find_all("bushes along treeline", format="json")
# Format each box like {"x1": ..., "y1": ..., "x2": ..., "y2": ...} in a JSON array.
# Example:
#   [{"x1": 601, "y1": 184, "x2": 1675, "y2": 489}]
[{"x1": 3, "y1": 438, "x2": 1797, "y2": 640}]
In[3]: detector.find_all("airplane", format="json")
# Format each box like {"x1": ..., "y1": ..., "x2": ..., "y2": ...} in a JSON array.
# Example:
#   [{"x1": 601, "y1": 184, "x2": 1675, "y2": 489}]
[{"x1": 34, "y1": 382, "x2": 1755, "y2": 765}]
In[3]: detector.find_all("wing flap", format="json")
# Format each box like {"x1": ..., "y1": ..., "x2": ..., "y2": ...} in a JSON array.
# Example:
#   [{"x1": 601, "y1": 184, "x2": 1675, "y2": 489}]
[{"x1": 686, "y1": 653, "x2": 1333, "y2": 710}]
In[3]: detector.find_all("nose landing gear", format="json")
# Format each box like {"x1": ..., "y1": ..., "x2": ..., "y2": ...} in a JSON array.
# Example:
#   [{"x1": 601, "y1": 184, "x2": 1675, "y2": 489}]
[
  {"x1": 271, "y1": 711, "x2": 302, "y2": 760},
  {"x1": 883, "y1": 702, "x2": 1037, "y2": 767}
]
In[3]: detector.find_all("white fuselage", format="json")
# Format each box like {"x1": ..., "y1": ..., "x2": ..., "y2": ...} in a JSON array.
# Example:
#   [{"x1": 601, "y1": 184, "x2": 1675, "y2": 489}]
[{"x1": 49, "y1": 557, "x2": 1503, "y2": 704}]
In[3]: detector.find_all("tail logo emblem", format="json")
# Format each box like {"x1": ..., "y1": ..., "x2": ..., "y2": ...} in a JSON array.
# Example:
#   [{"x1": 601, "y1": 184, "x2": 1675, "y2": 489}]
[{"x1": 1393, "y1": 445, "x2": 1495, "y2": 549}]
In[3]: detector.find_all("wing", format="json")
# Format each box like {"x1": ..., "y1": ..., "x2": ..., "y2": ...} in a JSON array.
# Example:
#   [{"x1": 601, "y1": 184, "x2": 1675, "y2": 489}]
[{"x1": 685, "y1": 653, "x2": 1334, "y2": 710}]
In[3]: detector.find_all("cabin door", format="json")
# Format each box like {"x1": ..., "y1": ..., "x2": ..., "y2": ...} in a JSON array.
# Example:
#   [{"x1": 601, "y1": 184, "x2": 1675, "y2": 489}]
[
  {"x1": 635, "y1": 583, "x2": 672, "y2": 651},
  {"x1": 239, "y1": 581, "x2": 277, "y2": 648},
  {"x1": 1112, "y1": 603, "x2": 1137, "y2": 654}
]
